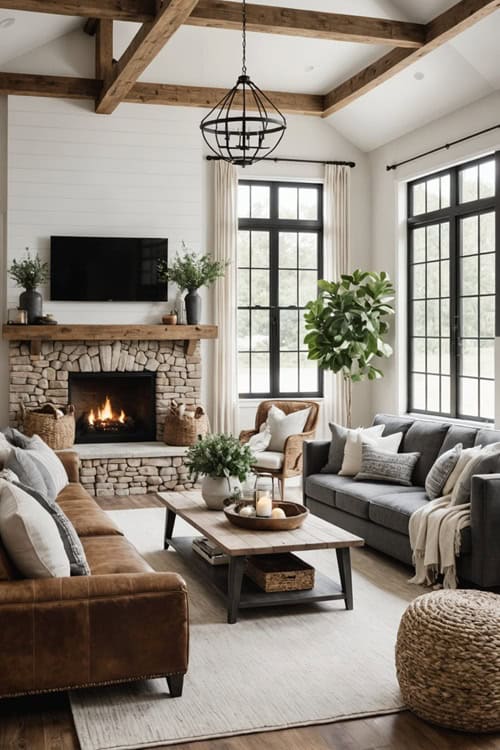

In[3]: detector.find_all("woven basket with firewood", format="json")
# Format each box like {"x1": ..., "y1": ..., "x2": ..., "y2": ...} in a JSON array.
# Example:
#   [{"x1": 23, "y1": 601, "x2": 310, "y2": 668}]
[
  {"x1": 164, "y1": 400, "x2": 210, "y2": 446},
  {"x1": 20, "y1": 401, "x2": 75, "y2": 450}
]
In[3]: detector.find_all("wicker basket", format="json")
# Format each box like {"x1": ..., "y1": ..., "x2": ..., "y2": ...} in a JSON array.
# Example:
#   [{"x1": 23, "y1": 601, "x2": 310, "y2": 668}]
[
  {"x1": 20, "y1": 402, "x2": 75, "y2": 450},
  {"x1": 164, "y1": 410, "x2": 210, "y2": 446},
  {"x1": 246, "y1": 553, "x2": 315, "y2": 593},
  {"x1": 396, "y1": 590, "x2": 500, "y2": 732}
]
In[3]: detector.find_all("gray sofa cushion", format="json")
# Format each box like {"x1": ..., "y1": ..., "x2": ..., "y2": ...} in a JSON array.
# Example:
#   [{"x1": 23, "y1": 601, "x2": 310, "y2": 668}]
[
  {"x1": 334, "y1": 477, "x2": 421, "y2": 520},
  {"x1": 369, "y1": 491, "x2": 429, "y2": 535},
  {"x1": 373, "y1": 414, "x2": 414, "y2": 438},
  {"x1": 304, "y1": 474, "x2": 338, "y2": 507},
  {"x1": 475, "y1": 428, "x2": 500, "y2": 447},
  {"x1": 401, "y1": 420, "x2": 449, "y2": 486},
  {"x1": 439, "y1": 425, "x2": 477, "y2": 454}
]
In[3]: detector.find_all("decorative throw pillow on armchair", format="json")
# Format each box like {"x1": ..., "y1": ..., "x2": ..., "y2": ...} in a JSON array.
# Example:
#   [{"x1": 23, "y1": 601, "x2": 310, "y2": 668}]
[{"x1": 266, "y1": 405, "x2": 311, "y2": 452}]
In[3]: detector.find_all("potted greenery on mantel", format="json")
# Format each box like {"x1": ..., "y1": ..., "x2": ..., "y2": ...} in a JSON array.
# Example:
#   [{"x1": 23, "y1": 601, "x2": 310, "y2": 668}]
[
  {"x1": 8, "y1": 249, "x2": 49, "y2": 324},
  {"x1": 157, "y1": 243, "x2": 227, "y2": 325},
  {"x1": 304, "y1": 270, "x2": 395, "y2": 427},
  {"x1": 185, "y1": 433, "x2": 255, "y2": 510}
]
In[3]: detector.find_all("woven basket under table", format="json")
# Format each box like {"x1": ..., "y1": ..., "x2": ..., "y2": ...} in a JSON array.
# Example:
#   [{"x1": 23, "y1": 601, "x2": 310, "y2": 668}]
[{"x1": 396, "y1": 589, "x2": 500, "y2": 733}]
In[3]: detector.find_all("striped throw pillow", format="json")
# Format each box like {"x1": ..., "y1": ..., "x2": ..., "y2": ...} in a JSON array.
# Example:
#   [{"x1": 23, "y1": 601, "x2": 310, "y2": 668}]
[{"x1": 425, "y1": 443, "x2": 462, "y2": 500}]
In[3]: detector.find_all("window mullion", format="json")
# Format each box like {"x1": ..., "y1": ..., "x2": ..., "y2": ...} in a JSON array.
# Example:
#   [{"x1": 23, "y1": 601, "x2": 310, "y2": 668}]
[{"x1": 449, "y1": 167, "x2": 459, "y2": 419}]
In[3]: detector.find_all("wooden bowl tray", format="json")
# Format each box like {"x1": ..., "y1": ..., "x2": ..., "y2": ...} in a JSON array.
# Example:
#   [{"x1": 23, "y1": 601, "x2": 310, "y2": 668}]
[{"x1": 224, "y1": 501, "x2": 309, "y2": 531}]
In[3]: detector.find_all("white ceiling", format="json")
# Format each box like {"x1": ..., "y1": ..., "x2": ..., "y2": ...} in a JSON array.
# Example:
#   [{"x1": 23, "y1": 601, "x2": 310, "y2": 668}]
[{"x1": 0, "y1": 1, "x2": 498, "y2": 152}]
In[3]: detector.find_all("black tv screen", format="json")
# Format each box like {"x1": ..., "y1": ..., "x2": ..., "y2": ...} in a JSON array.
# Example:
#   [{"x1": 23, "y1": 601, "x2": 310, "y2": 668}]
[{"x1": 50, "y1": 236, "x2": 168, "y2": 302}]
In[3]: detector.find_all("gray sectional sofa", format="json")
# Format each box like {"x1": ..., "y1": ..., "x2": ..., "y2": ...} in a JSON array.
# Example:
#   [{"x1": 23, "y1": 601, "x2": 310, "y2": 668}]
[{"x1": 303, "y1": 414, "x2": 500, "y2": 588}]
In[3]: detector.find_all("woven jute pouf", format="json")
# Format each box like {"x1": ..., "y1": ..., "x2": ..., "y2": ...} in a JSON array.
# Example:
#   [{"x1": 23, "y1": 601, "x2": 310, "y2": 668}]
[{"x1": 396, "y1": 590, "x2": 500, "y2": 732}]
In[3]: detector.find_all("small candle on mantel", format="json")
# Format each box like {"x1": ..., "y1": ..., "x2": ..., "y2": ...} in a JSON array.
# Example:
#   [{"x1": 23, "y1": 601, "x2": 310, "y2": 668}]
[{"x1": 256, "y1": 492, "x2": 272, "y2": 517}]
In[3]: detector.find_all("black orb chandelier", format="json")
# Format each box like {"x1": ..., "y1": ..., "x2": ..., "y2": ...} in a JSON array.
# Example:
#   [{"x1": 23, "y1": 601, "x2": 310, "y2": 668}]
[{"x1": 200, "y1": 0, "x2": 287, "y2": 167}]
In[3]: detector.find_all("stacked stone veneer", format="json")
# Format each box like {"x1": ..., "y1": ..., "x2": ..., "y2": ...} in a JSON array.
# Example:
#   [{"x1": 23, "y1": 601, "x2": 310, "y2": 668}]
[
  {"x1": 8, "y1": 338, "x2": 202, "y2": 494},
  {"x1": 79, "y1": 455, "x2": 194, "y2": 497}
]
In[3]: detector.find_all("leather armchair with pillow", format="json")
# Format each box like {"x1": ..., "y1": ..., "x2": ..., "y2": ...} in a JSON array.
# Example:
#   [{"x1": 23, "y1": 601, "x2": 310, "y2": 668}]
[
  {"x1": 303, "y1": 414, "x2": 500, "y2": 588},
  {"x1": 0, "y1": 450, "x2": 189, "y2": 698}
]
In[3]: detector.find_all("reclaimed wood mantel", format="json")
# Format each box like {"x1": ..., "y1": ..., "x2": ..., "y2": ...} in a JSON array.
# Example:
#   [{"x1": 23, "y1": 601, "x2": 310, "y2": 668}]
[{"x1": 2, "y1": 324, "x2": 218, "y2": 356}]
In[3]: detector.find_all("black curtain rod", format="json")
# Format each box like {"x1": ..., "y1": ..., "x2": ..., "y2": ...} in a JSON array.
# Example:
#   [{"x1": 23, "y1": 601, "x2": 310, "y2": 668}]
[
  {"x1": 206, "y1": 156, "x2": 356, "y2": 167},
  {"x1": 386, "y1": 123, "x2": 500, "y2": 172}
]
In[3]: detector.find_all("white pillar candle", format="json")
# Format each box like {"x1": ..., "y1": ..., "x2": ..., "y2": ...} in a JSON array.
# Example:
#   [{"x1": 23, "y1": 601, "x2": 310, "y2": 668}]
[{"x1": 256, "y1": 492, "x2": 272, "y2": 517}]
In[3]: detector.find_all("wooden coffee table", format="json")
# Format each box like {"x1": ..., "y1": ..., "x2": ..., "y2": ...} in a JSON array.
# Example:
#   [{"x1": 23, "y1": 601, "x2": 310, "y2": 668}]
[{"x1": 159, "y1": 491, "x2": 364, "y2": 624}]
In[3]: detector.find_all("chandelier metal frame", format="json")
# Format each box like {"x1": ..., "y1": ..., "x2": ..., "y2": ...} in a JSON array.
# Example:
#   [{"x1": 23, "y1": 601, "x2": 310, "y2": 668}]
[{"x1": 200, "y1": 0, "x2": 287, "y2": 167}]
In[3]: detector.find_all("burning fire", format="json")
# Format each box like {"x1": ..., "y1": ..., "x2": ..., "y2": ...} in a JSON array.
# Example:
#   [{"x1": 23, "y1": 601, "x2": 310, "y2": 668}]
[{"x1": 88, "y1": 396, "x2": 126, "y2": 426}]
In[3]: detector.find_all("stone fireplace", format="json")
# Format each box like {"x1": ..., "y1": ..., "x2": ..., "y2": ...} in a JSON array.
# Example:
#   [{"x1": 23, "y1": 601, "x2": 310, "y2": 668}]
[
  {"x1": 3, "y1": 324, "x2": 217, "y2": 495},
  {"x1": 69, "y1": 372, "x2": 157, "y2": 444}
]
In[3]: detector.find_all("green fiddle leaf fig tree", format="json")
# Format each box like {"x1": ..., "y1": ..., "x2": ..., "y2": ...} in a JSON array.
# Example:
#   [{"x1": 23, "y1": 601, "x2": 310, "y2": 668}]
[{"x1": 304, "y1": 270, "x2": 395, "y2": 427}]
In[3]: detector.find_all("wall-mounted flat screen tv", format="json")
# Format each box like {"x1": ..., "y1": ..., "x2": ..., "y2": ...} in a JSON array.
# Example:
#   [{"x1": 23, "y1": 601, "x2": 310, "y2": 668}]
[{"x1": 50, "y1": 236, "x2": 168, "y2": 302}]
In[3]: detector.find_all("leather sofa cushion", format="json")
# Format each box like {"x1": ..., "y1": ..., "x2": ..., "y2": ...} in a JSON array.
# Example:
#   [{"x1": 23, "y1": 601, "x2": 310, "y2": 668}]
[
  {"x1": 475, "y1": 428, "x2": 500, "y2": 447},
  {"x1": 369, "y1": 491, "x2": 429, "y2": 535},
  {"x1": 56, "y1": 484, "x2": 122, "y2": 538},
  {"x1": 401, "y1": 420, "x2": 449, "y2": 486},
  {"x1": 0, "y1": 541, "x2": 18, "y2": 580},
  {"x1": 82, "y1": 535, "x2": 154, "y2": 575}
]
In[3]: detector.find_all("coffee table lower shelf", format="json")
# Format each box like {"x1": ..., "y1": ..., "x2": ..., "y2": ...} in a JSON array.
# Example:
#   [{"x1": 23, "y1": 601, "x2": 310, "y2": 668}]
[{"x1": 167, "y1": 535, "x2": 347, "y2": 623}]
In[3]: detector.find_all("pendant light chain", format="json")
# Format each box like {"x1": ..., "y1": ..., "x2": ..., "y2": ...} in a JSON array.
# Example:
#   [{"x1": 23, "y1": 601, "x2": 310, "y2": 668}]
[{"x1": 241, "y1": 0, "x2": 247, "y2": 75}]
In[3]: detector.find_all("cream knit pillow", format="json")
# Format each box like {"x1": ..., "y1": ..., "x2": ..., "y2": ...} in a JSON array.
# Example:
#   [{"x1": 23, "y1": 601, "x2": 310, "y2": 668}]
[
  {"x1": 442, "y1": 445, "x2": 483, "y2": 495},
  {"x1": 339, "y1": 430, "x2": 403, "y2": 476}
]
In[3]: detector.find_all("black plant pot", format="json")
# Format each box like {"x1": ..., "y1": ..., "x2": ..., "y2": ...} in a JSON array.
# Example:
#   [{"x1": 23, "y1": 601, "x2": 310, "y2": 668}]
[
  {"x1": 185, "y1": 290, "x2": 201, "y2": 325},
  {"x1": 19, "y1": 289, "x2": 43, "y2": 324}
]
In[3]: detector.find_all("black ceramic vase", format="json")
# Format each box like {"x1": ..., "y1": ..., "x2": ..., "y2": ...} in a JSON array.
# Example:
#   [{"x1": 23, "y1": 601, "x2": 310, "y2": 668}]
[
  {"x1": 185, "y1": 290, "x2": 201, "y2": 325},
  {"x1": 19, "y1": 289, "x2": 43, "y2": 324}
]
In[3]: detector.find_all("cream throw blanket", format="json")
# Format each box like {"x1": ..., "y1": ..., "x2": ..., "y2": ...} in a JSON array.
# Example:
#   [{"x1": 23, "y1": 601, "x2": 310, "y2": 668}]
[{"x1": 408, "y1": 495, "x2": 470, "y2": 589}]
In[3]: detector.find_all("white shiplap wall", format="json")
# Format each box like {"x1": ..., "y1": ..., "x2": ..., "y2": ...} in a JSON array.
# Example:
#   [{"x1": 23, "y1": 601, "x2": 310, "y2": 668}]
[{"x1": 6, "y1": 96, "x2": 207, "y2": 322}]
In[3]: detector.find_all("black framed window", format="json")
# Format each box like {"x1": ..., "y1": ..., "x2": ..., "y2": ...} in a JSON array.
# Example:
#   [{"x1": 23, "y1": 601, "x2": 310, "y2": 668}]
[
  {"x1": 237, "y1": 180, "x2": 323, "y2": 398},
  {"x1": 408, "y1": 153, "x2": 499, "y2": 421}
]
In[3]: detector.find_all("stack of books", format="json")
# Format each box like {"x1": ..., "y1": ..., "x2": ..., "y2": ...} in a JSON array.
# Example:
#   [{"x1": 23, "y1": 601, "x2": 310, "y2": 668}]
[{"x1": 192, "y1": 537, "x2": 229, "y2": 566}]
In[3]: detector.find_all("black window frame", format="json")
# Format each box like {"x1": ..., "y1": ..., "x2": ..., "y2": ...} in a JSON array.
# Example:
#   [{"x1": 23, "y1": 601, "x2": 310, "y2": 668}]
[
  {"x1": 238, "y1": 179, "x2": 324, "y2": 399},
  {"x1": 407, "y1": 151, "x2": 500, "y2": 422}
]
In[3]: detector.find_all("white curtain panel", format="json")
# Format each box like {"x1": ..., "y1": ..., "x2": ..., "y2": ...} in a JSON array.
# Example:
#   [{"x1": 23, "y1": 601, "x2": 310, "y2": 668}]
[
  {"x1": 323, "y1": 164, "x2": 352, "y2": 427},
  {"x1": 211, "y1": 160, "x2": 239, "y2": 435}
]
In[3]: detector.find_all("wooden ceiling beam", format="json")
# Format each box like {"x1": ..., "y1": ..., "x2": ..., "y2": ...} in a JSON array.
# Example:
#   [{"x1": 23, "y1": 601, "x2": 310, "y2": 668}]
[
  {"x1": 0, "y1": 72, "x2": 324, "y2": 115},
  {"x1": 0, "y1": 0, "x2": 155, "y2": 22},
  {"x1": 96, "y1": 0, "x2": 200, "y2": 115},
  {"x1": 186, "y1": 1, "x2": 425, "y2": 47},
  {"x1": 95, "y1": 19, "x2": 113, "y2": 82},
  {"x1": 0, "y1": 0, "x2": 425, "y2": 47},
  {"x1": 323, "y1": 0, "x2": 500, "y2": 117}
]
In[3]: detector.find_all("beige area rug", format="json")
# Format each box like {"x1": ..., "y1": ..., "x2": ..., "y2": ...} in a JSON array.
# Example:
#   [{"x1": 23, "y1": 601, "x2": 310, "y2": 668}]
[{"x1": 70, "y1": 507, "x2": 424, "y2": 750}]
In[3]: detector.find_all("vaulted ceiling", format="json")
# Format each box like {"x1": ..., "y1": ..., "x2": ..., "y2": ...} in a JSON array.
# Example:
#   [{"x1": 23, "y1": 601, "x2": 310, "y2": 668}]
[{"x1": 0, "y1": 0, "x2": 498, "y2": 150}]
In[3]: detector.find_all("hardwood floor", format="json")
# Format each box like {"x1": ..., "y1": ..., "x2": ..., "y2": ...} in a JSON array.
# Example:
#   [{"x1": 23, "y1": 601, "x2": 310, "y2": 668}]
[{"x1": 1, "y1": 492, "x2": 498, "y2": 750}]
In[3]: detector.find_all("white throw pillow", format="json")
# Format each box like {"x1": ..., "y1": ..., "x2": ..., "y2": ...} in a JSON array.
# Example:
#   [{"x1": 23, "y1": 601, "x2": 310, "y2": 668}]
[
  {"x1": 450, "y1": 442, "x2": 500, "y2": 505},
  {"x1": 0, "y1": 480, "x2": 70, "y2": 578},
  {"x1": 339, "y1": 430, "x2": 403, "y2": 477},
  {"x1": 442, "y1": 445, "x2": 483, "y2": 495},
  {"x1": 248, "y1": 424, "x2": 272, "y2": 453},
  {"x1": 266, "y1": 405, "x2": 311, "y2": 452},
  {"x1": 0, "y1": 434, "x2": 13, "y2": 468},
  {"x1": 25, "y1": 435, "x2": 69, "y2": 498}
]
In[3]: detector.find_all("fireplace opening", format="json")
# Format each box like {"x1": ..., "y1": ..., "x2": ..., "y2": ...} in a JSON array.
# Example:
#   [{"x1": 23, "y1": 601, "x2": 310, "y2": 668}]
[{"x1": 68, "y1": 372, "x2": 156, "y2": 444}]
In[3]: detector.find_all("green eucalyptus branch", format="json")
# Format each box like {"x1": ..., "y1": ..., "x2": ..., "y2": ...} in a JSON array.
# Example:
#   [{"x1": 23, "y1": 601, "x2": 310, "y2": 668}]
[
  {"x1": 157, "y1": 242, "x2": 228, "y2": 292},
  {"x1": 8, "y1": 248, "x2": 49, "y2": 291},
  {"x1": 185, "y1": 433, "x2": 255, "y2": 482}
]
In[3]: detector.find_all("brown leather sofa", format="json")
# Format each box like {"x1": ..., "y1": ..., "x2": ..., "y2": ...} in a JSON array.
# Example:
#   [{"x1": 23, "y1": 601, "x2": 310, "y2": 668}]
[{"x1": 0, "y1": 451, "x2": 189, "y2": 698}]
